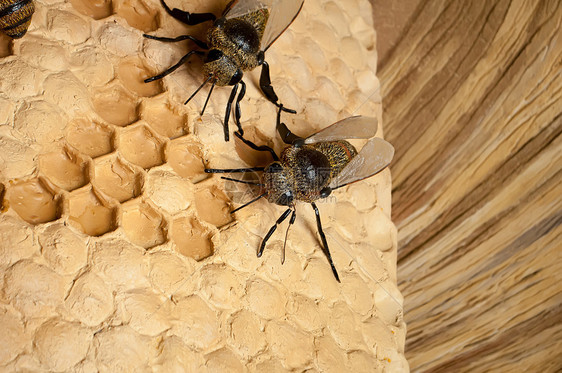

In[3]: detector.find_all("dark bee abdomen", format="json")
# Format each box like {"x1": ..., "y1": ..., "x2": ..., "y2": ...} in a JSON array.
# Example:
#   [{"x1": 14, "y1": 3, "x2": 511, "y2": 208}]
[
  {"x1": 223, "y1": 19, "x2": 260, "y2": 54},
  {"x1": 0, "y1": 0, "x2": 34, "y2": 39},
  {"x1": 312, "y1": 140, "x2": 357, "y2": 179}
]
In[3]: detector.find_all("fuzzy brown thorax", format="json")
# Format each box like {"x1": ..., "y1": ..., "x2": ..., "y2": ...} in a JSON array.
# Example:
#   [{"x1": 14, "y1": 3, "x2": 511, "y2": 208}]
[
  {"x1": 264, "y1": 141, "x2": 358, "y2": 205},
  {"x1": 204, "y1": 8, "x2": 269, "y2": 86}
]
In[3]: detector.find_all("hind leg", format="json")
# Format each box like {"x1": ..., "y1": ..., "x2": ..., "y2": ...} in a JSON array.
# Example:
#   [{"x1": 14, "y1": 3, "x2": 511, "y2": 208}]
[
  {"x1": 259, "y1": 61, "x2": 297, "y2": 114},
  {"x1": 160, "y1": 0, "x2": 216, "y2": 25}
]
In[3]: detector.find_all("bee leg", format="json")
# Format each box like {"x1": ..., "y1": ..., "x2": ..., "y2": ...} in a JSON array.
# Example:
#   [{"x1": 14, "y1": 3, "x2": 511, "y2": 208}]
[
  {"x1": 258, "y1": 208, "x2": 293, "y2": 258},
  {"x1": 276, "y1": 105, "x2": 303, "y2": 145},
  {"x1": 144, "y1": 50, "x2": 204, "y2": 83},
  {"x1": 233, "y1": 131, "x2": 279, "y2": 161},
  {"x1": 223, "y1": 84, "x2": 239, "y2": 141},
  {"x1": 143, "y1": 34, "x2": 208, "y2": 49},
  {"x1": 259, "y1": 61, "x2": 297, "y2": 114},
  {"x1": 234, "y1": 80, "x2": 246, "y2": 135},
  {"x1": 311, "y1": 202, "x2": 341, "y2": 282},
  {"x1": 160, "y1": 0, "x2": 216, "y2": 25}
]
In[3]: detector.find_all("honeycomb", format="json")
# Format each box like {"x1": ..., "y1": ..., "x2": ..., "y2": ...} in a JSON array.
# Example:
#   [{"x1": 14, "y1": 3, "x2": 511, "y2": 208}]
[{"x1": 0, "y1": 0, "x2": 408, "y2": 371}]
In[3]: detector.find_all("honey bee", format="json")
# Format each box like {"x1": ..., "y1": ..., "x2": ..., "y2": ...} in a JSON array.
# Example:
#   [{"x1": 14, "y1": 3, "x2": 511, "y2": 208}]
[
  {"x1": 0, "y1": 0, "x2": 34, "y2": 39},
  {"x1": 205, "y1": 109, "x2": 395, "y2": 281},
  {"x1": 144, "y1": 0, "x2": 303, "y2": 141}
]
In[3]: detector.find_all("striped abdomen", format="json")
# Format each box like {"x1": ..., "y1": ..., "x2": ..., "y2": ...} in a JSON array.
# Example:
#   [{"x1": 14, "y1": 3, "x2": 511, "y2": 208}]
[{"x1": 0, "y1": 0, "x2": 34, "y2": 39}]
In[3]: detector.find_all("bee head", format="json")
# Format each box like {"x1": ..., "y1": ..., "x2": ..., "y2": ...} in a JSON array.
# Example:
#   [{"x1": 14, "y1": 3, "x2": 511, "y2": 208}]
[
  {"x1": 263, "y1": 162, "x2": 294, "y2": 206},
  {"x1": 203, "y1": 49, "x2": 244, "y2": 86}
]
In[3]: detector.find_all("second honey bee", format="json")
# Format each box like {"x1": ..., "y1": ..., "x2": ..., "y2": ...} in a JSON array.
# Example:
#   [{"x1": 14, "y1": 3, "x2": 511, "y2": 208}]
[
  {"x1": 144, "y1": 0, "x2": 304, "y2": 141},
  {"x1": 0, "y1": 0, "x2": 35, "y2": 39},
  {"x1": 206, "y1": 109, "x2": 395, "y2": 281}
]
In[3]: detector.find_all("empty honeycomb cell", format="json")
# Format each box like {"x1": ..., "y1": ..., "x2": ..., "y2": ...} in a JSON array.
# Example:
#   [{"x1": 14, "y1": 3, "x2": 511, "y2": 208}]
[
  {"x1": 118, "y1": 124, "x2": 165, "y2": 169},
  {"x1": 266, "y1": 321, "x2": 314, "y2": 370},
  {"x1": 34, "y1": 319, "x2": 92, "y2": 372},
  {"x1": 93, "y1": 326, "x2": 153, "y2": 372},
  {"x1": 67, "y1": 186, "x2": 117, "y2": 236},
  {"x1": 170, "y1": 295, "x2": 220, "y2": 351},
  {"x1": 141, "y1": 96, "x2": 188, "y2": 138},
  {"x1": 0, "y1": 33, "x2": 12, "y2": 58},
  {"x1": 93, "y1": 82, "x2": 139, "y2": 127},
  {"x1": 171, "y1": 216, "x2": 213, "y2": 261},
  {"x1": 155, "y1": 336, "x2": 205, "y2": 372},
  {"x1": 66, "y1": 271, "x2": 114, "y2": 327},
  {"x1": 39, "y1": 147, "x2": 91, "y2": 191},
  {"x1": 70, "y1": 0, "x2": 113, "y2": 20},
  {"x1": 38, "y1": 223, "x2": 88, "y2": 275},
  {"x1": 199, "y1": 264, "x2": 244, "y2": 309},
  {"x1": 0, "y1": 305, "x2": 27, "y2": 366},
  {"x1": 194, "y1": 184, "x2": 233, "y2": 227},
  {"x1": 94, "y1": 155, "x2": 143, "y2": 203},
  {"x1": 6, "y1": 178, "x2": 61, "y2": 225},
  {"x1": 121, "y1": 200, "x2": 167, "y2": 249},
  {"x1": 4, "y1": 260, "x2": 67, "y2": 319},
  {"x1": 118, "y1": 58, "x2": 163, "y2": 97},
  {"x1": 166, "y1": 138, "x2": 206, "y2": 183},
  {"x1": 66, "y1": 117, "x2": 114, "y2": 158},
  {"x1": 228, "y1": 310, "x2": 266, "y2": 359},
  {"x1": 117, "y1": 290, "x2": 172, "y2": 337},
  {"x1": 148, "y1": 251, "x2": 194, "y2": 295},
  {"x1": 204, "y1": 348, "x2": 244, "y2": 372},
  {"x1": 113, "y1": 0, "x2": 160, "y2": 33}
]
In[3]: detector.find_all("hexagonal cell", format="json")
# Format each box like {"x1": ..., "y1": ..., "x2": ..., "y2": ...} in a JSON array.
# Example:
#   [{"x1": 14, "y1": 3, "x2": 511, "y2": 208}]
[
  {"x1": 194, "y1": 184, "x2": 233, "y2": 227},
  {"x1": 167, "y1": 138, "x2": 206, "y2": 183},
  {"x1": 141, "y1": 96, "x2": 188, "y2": 139},
  {"x1": 121, "y1": 200, "x2": 167, "y2": 249},
  {"x1": 113, "y1": 0, "x2": 160, "y2": 33},
  {"x1": 93, "y1": 82, "x2": 139, "y2": 127},
  {"x1": 119, "y1": 124, "x2": 165, "y2": 169},
  {"x1": 66, "y1": 117, "x2": 114, "y2": 158},
  {"x1": 93, "y1": 155, "x2": 143, "y2": 202},
  {"x1": 0, "y1": 33, "x2": 12, "y2": 58},
  {"x1": 118, "y1": 57, "x2": 163, "y2": 98},
  {"x1": 67, "y1": 186, "x2": 117, "y2": 236},
  {"x1": 39, "y1": 147, "x2": 91, "y2": 191},
  {"x1": 6, "y1": 178, "x2": 61, "y2": 225},
  {"x1": 171, "y1": 216, "x2": 213, "y2": 261},
  {"x1": 70, "y1": 0, "x2": 113, "y2": 20}
]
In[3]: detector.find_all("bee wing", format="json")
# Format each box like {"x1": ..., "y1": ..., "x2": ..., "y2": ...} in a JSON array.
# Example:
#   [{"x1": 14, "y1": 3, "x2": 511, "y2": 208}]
[
  {"x1": 304, "y1": 116, "x2": 378, "y2": 144},
  {"x1": 224, "y1": 0, "x2": 303, "y2": 51},
  {"x1": 223, "y1": 0, "x2": 268, "y2": 19},
  {"x1": 329, "y1": 137, "x2": 394, "y2": 190},
  {"x1": 261, "y1": 0, "x2": 304, "y2": 51}
]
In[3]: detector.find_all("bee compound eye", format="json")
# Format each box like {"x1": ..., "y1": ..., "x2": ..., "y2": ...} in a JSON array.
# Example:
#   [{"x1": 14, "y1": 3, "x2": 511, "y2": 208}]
[
  {"x1": 277, "y1": 191, "x2": 294, "y2": 206},
  {"x1": 267, "y1": 162, "x2": 283, "y2": 173},
  {"x1": 319, "y1": 187, "x2": 332, "y2": 198},
  {"x1": 205, "y1": 49, "x2": 223, "y2": 63}
]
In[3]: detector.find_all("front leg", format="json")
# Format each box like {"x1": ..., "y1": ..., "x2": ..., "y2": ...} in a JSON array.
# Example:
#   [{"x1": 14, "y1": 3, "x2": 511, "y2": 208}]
[
  {"x1": 259, "y1": 61, "x2": 297, "y2": 114},
  {"x1": 160, "y1": 0, "x2": 216, "y2": 25}
]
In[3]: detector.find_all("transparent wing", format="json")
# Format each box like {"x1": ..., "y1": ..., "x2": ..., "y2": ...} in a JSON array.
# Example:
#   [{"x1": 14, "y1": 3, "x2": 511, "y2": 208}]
[
  {"x1": 224, "y1": 0, "x2": 269, "y2": 19},
  {"x1": 261, "y1": 0, "x2": 304, "y2": 51},
  {"x1": 329, "y1": 137, "x2": 394, "y2": 189},
  {"x1": 304, "y1": 116, "x2": 378, "y2": 144}
]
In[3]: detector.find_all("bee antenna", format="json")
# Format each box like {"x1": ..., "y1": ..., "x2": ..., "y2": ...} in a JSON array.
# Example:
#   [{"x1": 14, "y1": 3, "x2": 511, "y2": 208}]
[
  {"x1": 282, "y1": 208, "x2": 296, "y2": 264},
  {"x1": 220, "y1": 176, "x2": 264, "y2": 187},
  {"x1": 231, "y1": 192, "x2": 267, "y2": 214},
  {"x1": 200, "y1": 79, "x2": 216, "y2": 115},
  {"x1": 184, "y1": 75, "x2": 213, "y2": 105}
]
